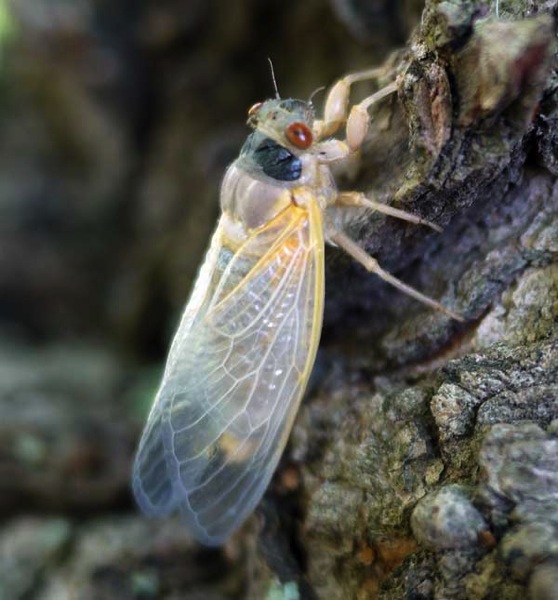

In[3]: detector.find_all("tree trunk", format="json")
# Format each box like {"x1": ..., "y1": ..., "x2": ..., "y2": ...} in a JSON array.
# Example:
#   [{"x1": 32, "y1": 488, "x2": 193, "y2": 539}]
[{"x1": 254, "y1": 2, "x2": 558, "y2": 599}]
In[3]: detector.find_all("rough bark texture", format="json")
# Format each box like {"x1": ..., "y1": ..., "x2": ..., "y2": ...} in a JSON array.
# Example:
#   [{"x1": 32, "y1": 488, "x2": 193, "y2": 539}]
[{"x1": 1, "y1": 0, "x2": 557, "y2": 599}]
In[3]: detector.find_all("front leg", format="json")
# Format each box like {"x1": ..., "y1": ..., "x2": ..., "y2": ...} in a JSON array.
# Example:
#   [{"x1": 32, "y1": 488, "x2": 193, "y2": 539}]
[{"x1": 313, "y1": 68, "x2": 397, "y2": 143}]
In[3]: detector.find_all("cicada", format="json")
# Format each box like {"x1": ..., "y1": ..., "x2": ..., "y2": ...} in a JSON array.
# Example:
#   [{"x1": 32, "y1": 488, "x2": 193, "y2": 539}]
[{"x1": 132, "y1": 69, "x2": 462, "y2": 546}]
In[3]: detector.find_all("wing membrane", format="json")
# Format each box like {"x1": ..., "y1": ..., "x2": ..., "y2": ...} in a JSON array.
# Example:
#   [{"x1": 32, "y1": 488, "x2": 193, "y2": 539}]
[{"x1": 133, "y1": 201, "x2": 324, "y2": 545}]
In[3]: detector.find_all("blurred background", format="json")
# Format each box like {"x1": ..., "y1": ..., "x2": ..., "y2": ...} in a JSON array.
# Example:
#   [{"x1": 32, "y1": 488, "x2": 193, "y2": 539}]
[{"x1": 0, "y1": 0, "x2": 425, "y2": 598}]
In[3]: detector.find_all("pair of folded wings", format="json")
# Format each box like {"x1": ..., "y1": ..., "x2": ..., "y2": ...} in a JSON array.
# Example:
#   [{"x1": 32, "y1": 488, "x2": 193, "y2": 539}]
[{"x1": 132, "y1": 200, "x2": 325, "y2": 545}]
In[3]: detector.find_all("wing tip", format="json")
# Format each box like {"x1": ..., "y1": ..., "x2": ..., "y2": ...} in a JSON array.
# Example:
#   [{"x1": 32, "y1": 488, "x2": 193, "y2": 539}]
[
  {"x1": 131, "y1": 462, "x2": 177, "y2": 517},
  {"x1": 131, "y1": 464, "x2": 241, "y2": 547},
  {"x1": 177, "y1": 501, "x2": 231, "y2": 547}
]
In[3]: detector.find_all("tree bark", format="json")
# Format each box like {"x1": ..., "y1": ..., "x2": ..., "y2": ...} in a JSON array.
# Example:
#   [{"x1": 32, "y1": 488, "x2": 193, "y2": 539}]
[{"x1": 253, "y1": 2, "x2": 558, "y2": 599}]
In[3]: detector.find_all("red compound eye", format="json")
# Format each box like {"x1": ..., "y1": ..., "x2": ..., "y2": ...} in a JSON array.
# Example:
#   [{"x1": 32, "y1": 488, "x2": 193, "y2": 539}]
[
  {"x1": 248, "y1": 102, "x2": 263, "y2": 117},
  {"x1": 286, "y1": 122, "x2": 313, "y2": 149}
]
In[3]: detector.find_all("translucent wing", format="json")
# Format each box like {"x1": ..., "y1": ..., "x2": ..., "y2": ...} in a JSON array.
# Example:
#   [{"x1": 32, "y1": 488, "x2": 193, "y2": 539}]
[{"x1": 132, "y1": 200, "x2": 325, "y2": 545}]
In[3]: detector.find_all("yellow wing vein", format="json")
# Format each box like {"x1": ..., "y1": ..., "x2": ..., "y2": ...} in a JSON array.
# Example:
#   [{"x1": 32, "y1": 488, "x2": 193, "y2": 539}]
[{"x1": 208, "y1": 204, "x2": 306, "y2": 313}]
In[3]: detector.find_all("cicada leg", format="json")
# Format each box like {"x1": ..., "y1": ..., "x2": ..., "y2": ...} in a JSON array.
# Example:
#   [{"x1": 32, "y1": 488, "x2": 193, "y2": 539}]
[
  {"x1": 327, "y1": 227, "x2": 464, "y2": 321},
  {"x1": 317, "y1": 69, "x2": 462, "y2": 321},
  {"x1": 313, "y1": 68, "x2": 397, "y2": 142},
  {"x1": 336, "y1": 192, "x2": 442, "y2": 233}
]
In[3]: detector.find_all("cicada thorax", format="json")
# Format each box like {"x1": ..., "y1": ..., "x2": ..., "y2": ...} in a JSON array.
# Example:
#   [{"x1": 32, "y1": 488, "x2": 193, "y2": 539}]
[
  {"x1": 220, "y1": 98, "x2": 323, "y2": 234},
  {"x1": 219, "y1": 161, "x2": 293, "y2": 232}
]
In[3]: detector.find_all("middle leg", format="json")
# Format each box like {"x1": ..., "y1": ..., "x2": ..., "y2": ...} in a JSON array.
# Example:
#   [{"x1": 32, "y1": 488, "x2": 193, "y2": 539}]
[{"x1": 337, "y1": 192, "x2": 442, "y2": 232}]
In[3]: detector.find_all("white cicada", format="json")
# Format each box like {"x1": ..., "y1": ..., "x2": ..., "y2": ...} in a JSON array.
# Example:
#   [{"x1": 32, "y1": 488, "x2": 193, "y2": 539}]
[{"x1": 132, "y1": 69, "x2": 462, "y2": 546}]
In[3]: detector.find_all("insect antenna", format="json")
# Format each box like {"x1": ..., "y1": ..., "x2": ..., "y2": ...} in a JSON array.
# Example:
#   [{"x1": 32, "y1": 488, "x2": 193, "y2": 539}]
[
  {"x1": 308, "y1": 86, "x2": 326, "y2": 108},
  {"x1": 267, "y1": 57, "x2": 280, "y2": 99}
]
